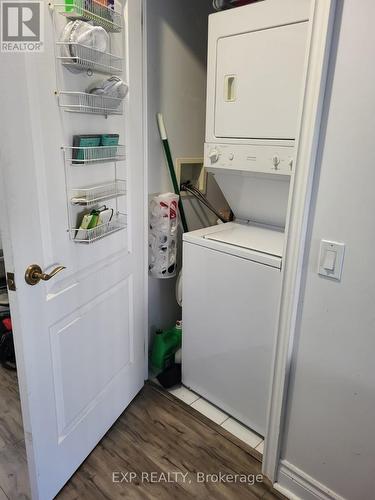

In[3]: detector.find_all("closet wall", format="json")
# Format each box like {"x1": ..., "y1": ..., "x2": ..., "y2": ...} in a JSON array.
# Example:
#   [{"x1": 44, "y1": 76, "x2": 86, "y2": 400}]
[
  {"x1": 146, "y1": 0, "x2": 220, "y2": 339},
  {"x1": 145, "y1": 0, "x2": 292, "y2": 341},
  {"x1": 279, "y1": 2, "x2": 375, "y2": 498}
]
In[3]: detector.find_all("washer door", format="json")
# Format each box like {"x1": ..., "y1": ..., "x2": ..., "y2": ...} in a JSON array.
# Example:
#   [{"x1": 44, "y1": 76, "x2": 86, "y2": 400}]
[{"x1": 214, "y1": 22, "x2": 308, "y2": 140}]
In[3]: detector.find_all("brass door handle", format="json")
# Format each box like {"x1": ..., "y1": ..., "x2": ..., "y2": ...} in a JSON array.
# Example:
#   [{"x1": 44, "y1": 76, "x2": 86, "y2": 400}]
[{"x1": 25, "y1": 264, "x2": 66, "y2": 286}]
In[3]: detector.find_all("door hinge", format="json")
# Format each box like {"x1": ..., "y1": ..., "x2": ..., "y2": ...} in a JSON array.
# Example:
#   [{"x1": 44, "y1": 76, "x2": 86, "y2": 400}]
[{"x1": 6, "y1": 272, "x2": 16, "y2": 291}]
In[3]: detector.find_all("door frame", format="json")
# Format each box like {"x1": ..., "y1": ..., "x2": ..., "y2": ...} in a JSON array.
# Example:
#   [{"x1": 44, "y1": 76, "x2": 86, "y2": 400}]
[
  {"x1": 262, "y1": 0, "x2": 337, "y2": 486},
  {"x1": 142, "y1": 0, "x2": 149, "y2": 380}
]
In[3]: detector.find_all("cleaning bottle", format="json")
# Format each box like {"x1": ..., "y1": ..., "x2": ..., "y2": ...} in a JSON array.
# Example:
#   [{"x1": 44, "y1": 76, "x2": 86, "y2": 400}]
[{"x1": 151, "y1": 321, "x2": 182, "y2": 372}]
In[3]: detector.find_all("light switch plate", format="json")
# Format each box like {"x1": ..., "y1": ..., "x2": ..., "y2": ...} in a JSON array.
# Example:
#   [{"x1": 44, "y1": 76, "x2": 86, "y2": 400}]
[{"x1": 318, "y1": 240, "x2": 345, "y2": 280}]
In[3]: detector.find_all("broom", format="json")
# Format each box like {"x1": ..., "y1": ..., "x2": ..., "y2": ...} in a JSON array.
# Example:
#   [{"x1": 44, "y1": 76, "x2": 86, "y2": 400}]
[{"x1": 157, "y1": 113, "x2": 189, "y2": 233}]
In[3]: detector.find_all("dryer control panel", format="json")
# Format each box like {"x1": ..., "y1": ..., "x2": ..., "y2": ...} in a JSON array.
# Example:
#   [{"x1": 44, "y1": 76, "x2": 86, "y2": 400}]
[{"x1": 204, "y1": 143, "x2": 294, "y2": 176}]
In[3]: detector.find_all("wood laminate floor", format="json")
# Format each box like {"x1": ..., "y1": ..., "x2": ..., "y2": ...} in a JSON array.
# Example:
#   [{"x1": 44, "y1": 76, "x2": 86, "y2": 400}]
[
  {"x1": 0, "y1": 373, "x2": 285, "y2": 500},
  {"x1": 0, "y1": 367, "x2": 29, "y2": 500}
]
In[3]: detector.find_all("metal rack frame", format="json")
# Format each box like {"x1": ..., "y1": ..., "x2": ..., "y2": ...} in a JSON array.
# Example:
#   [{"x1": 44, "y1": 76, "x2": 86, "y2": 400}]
[
  {"x1": 53, "y1": 0, "x2": 123, "y2": 33},
  {"x1": 63, "y1": 145, "x2": 127, "y2": 243},
  {"x1": 71, "y1": 212, "x2": 127, "y2": 243},
  {"x1": 52, "y1": 1, "x2": 129, "y2": 244},
  {"x1": 58, "y1": 91, "x2": 124, "y2": 116},
  {"x1": 63, "y1": 145, "x2": 126, "y2": 165},
  {"x1": 56, "y1": 41, "x2": 123, "y2": 74},
  {"x1": 70, "y1": 180, "x2": 127, "y2": 206},
  {"x1": 52, "y1": 0, "x2": 127, "y2": 116}
]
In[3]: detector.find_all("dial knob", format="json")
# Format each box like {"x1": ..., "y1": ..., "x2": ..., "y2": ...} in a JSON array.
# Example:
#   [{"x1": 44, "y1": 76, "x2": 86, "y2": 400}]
[
  {"x1": 272, "y1": 155, "x2": 280, "y2": 169},
  {"x1": 208, "y1": 149, "x2": 220, "y2": 163}
]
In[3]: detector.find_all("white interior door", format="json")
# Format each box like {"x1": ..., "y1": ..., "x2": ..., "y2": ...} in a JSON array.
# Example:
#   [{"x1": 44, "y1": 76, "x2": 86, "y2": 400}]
[{"x1": 0, "y1": 1, "x2": 145, "y2": 499}]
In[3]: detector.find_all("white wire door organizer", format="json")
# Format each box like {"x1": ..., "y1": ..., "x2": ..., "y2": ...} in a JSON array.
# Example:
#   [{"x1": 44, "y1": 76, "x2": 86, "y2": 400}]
[
  {"x1": 58, "y1": 91, "x2": 124, "y2": 115},
  {"x1": 52, "y1": 1, "x2": 129, "y2": 244},
  {"x1": 71, "y1": 180, "x2": 127, "y2": 206},
  {"x1": 56, "y1": 42, "x2": 123, "y2": 74},
  {"x1": 63, "y1": 145, "x2": 127, "y2": 243},
  {"x1": 72, "y1": 213, "x2": 128, "y2": 243},
  {"x1": 52, "y1": 0, "x2": 127, "y2": 116},
  {"x1": 63, "y1": 145, "x2": 126, "y2": 164},
  {"x1": 54, "y1": 1, "x2": 123, "y2": 33}
]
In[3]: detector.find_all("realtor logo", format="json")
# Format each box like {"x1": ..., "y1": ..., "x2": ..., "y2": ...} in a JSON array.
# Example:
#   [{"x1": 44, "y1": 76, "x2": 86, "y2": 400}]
[{"x1": 1, "y1": 1, "x2": 44, "y2": 52}]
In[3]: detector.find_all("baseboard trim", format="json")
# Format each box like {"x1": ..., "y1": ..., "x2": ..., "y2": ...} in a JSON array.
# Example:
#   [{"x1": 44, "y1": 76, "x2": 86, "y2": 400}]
[
  {"x1": 276, "y1": 460, "x2": 347, "y2": 500},
  {"x1": 274, "y1": 481, "x2": 302, "y2": 500}
]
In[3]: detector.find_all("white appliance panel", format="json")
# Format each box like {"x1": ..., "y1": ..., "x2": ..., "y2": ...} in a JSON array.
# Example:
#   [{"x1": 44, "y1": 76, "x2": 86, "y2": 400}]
[
  {"x1": 214, "y1": 22, "x2": 308, "y2": 140},
  {"x1": 210, "y1": 169, "x2": 290, "y2": 226},
  {"x1": 182, "y1": 240, "x2": 282, "y2": 436},
  {"x1": 204, "y1": 222, "x2": 284, "y2": 257},
  {"x1": 205, "y1": 0, "x2": 311, "y2": 145},
  {"x1": 204, "y1": 142, "x2": 294, "y2": 175},
  {"x1": 183, "y1": 222, "x2": 284, "y2": 268}
]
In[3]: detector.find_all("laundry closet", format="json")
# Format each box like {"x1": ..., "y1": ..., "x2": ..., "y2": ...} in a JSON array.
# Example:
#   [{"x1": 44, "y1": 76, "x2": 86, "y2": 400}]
[
  {"x1": 0, "y1": 0, "x2": 336, "y2": 498},
  {"x1": 148, "y1": 0, "x2": 309, "y2": 439}
]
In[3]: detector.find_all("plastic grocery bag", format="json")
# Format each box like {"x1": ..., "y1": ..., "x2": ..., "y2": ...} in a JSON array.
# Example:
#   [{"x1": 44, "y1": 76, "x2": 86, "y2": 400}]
[{"x1": 149, "y1": 193, "x2": 179, "y2": 279}]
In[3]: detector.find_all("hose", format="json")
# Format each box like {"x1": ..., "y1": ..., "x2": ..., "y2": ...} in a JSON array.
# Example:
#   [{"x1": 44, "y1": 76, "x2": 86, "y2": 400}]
[{"x1": 181, "y1": 183, "x2": 233, "y2": 223}]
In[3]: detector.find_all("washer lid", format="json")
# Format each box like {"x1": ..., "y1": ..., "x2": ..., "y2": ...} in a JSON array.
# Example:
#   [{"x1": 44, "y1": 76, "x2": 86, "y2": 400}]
[{"x1": 204, "y1": 223, "x2": 284, "y2": 257}]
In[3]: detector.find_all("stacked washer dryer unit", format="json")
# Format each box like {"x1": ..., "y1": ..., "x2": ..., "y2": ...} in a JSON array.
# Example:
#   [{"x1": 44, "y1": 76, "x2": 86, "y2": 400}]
[{"x1": 182, "y1": 0, "x2": 310, "y2": 436}]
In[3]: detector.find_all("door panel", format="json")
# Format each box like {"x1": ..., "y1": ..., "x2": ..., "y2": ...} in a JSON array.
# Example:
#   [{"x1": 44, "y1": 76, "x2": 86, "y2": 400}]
[
  {"x1": 0, "y1": 1, "x2": 145, "y2": 498},
  {"x1": 214, "y1": 22, "x2": 308, "y2": 139},
  {"x1": 50, "y1": 276, "x2": 133, "y2": 436}
]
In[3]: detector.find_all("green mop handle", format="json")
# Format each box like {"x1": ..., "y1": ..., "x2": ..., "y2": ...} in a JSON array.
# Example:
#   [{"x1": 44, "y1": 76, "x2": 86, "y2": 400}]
[{"x1": 157, "y1": 113, "x2": 189, "y2": 233}]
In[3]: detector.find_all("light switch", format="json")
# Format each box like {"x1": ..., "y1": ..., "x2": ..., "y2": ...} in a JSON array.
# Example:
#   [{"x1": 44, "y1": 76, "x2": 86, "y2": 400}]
[
  {"x1": 318, "y1": 240, "x2": 345, "y2": 280},
  {"x1": 323, "y1": 250, "x2": 336, "y2": 271}
]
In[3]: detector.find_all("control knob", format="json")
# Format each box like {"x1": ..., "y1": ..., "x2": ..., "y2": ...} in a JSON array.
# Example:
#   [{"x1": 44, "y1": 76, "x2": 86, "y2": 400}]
[
  {"x1": 208, "y1": 149, "x2": 220, "y2": 163},
  {"x1": 272, "y1": 155, "x2": 280, "y2": 170}
]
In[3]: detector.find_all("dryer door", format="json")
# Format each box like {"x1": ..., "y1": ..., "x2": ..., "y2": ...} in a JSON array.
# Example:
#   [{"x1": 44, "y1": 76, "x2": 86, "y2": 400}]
[{"x1": 214, "y1": 22, "x2": 308, "y2": 140}]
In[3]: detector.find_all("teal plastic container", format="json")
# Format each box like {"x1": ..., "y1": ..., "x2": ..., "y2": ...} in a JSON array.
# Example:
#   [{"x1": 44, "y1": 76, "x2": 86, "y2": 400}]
[{"x1": 151, "y1": 321, "x2": 182, "y2": 372}]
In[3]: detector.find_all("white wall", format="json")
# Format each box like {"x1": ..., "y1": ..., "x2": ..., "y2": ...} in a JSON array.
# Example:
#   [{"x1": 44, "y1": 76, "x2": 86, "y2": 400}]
[
  {"x1": 146, "y1": 0, "x2": 224, "y2": 341},
  {"x1": 279, "y1": 2, "x2": 375, "y2": 498}
]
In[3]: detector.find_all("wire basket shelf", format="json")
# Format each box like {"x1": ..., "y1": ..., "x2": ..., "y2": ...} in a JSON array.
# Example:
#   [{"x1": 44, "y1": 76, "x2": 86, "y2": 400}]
[
  {"x1": 71, "y1": 180, "x2": 126, "y2": 206},
  {"x1": 54, "y1": 1, "x2": 123, "y2": 33},
  {"x1": 56, "y1": 42, "x2": 123, "y2": 74},
  {"x1": 71, "y1": 213, "x2": 127, "y2": 243},
  {"x1": 63, "y1": 145, "x2": 126, "y2": 165},
  {"x1": 58, "y1": 91, "x2": 123, "y2": 115}
]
